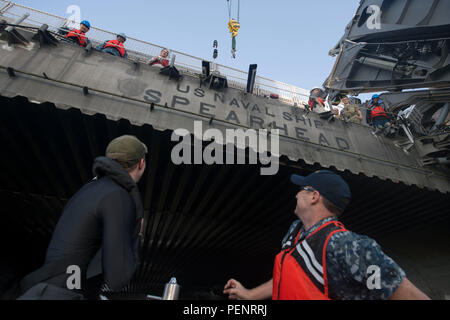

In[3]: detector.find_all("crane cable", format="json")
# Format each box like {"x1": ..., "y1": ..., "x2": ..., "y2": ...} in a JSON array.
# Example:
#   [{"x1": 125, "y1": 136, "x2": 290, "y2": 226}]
[{"x1": 227, "y1": 0, "x2": 239, "y2": 21}]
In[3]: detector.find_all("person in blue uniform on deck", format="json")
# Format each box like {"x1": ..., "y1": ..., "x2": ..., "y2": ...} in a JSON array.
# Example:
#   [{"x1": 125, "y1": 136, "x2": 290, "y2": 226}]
[
  {"x1": 97, "y1": 33, "x2": 128, "y2": 59},
  {"x1": 367, "y1": 94, "x2": 390, "y2": 129},
  {"x1": 64, "y1": 20, "x2": 91, "y2": 48}
]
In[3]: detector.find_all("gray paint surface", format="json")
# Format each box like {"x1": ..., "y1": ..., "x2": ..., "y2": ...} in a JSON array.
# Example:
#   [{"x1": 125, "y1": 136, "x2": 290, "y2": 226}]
[{"x1": 0, "y1": 40, "x2": 449, "y2": 192}]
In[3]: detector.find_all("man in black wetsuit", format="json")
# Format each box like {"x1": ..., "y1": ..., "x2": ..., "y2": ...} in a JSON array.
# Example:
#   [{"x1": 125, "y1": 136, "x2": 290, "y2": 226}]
[{"x1": 18, "y1": 135, "x2": 148, "y2": 300}]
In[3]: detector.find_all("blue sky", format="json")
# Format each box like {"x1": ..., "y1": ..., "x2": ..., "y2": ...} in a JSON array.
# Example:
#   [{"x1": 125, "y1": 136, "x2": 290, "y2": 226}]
[{"x1": 14, "y1": 0, "x2": 360, "y2": 92}]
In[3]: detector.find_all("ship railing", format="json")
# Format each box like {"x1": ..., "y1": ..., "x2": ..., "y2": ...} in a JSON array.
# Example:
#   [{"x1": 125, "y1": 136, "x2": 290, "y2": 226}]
[{"x1": 0, "y1": 0, "x2": 310, "y2": 106}]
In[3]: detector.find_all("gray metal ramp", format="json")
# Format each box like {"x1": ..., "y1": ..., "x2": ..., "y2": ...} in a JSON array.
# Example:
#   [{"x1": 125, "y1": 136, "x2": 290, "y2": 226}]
[{"x1": 0, "y1": 40, "x2": 448, "y2": 193}]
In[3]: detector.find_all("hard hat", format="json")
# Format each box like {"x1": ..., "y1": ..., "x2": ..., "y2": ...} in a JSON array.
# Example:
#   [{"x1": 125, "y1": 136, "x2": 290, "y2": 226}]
[
  {"x1": 117, "y1": 33, "x2": 127, "y2": 41},
  {"x1": 372, "y1": 94, "x2": 380, "y2": 99},
  {"x1": 312, "y1": 86, "x2": 322, "y2": 91},
  {"x1": 80, "y1": 20, "x2": 91, "y2": 30}
]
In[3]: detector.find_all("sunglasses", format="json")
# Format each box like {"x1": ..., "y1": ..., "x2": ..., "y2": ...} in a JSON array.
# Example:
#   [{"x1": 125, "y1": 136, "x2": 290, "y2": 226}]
[{"x1": 301, "y1": 186, "x2": 316, "y2": 193}]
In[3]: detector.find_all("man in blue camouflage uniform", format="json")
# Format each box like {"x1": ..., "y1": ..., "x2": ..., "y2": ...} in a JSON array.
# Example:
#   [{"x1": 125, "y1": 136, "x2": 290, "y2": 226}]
[
  {"x1": 280, "y1": 217, "x2": 406, "y2": 299},
  {"x1": 224, "y1": 170, "x2": 430, "y2": 300}
]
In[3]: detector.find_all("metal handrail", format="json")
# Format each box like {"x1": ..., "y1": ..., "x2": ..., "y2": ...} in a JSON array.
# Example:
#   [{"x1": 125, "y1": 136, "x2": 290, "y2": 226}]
[{"x1": 0, "y1": 0, "x2": 310, "y2": 105}]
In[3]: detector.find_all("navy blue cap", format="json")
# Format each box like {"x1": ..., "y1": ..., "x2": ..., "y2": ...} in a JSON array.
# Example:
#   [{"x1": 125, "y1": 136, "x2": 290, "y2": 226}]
[{"x1": 290, "y1": 170, "x2": 351, "y2": 211}]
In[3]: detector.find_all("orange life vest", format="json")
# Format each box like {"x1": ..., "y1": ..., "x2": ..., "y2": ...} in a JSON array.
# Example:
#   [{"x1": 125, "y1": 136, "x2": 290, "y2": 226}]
[
  {"x1": 103, "y1": 40, "x2": 126, "y2": 57},
  {"x1": 371, "y1": 105, "x2": 388, "y2": 119},
  {"x1": 272, "y1": 220, "x2": 347, "y2": 300},
  {"x1": 65, "y1": 29, "x2": 87, "y2": 47},
  {"x1": 308, "y1": 97, "x2": 324, "y2": 111}
]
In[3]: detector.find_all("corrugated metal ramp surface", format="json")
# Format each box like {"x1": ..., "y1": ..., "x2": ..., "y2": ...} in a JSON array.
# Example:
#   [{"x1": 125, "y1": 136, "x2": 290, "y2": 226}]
[{"x1": 0, "y1": 96, "x2": 449, "y2": 298}]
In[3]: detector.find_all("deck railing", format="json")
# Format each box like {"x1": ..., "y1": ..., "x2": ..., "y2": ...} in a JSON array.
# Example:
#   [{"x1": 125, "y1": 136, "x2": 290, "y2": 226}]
[{"x1": 0, "y1": 0, "x2": 310, "y2": 106}]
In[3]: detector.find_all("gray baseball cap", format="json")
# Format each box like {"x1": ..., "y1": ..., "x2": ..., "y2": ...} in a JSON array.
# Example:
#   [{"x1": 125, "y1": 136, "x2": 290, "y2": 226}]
[{"x1": 106, "y1": 135, "x2": 148, "y2": 167}]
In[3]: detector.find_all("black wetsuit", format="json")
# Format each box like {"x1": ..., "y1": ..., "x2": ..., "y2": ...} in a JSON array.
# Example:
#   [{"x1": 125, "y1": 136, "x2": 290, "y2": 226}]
[{"x1": 20, "y1": 157, "x2": 143, "y2": 299}]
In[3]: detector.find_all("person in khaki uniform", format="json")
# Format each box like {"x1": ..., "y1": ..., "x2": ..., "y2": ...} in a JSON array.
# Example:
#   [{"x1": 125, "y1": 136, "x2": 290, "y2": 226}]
[{"x1": 340, "y1": 96, "x2": 363, "y2": 124}]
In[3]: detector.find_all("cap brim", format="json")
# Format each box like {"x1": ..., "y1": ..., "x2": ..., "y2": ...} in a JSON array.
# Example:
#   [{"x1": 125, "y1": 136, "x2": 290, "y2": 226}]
[{"x1": 290, "y1": 174, "x2": 308, "y2": 186}]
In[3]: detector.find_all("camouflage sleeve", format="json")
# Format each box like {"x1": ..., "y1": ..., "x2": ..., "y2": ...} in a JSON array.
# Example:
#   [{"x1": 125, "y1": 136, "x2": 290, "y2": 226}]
[
  {"x1": 326, "y1": 231, "x2": 406, "y2": 300},
  {"x1": 281, "y1": 220, "x2": 301, "y2": 250}
]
